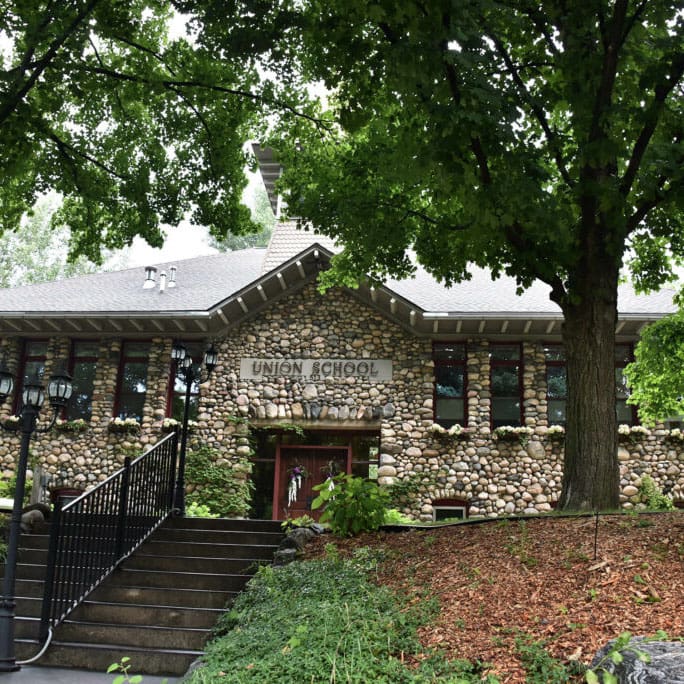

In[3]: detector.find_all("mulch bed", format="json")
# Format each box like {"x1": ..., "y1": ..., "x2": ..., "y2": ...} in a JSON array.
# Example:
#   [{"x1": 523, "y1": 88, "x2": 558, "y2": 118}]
[{"x1": 304, "y1": 511, "x2": 684, "y2": 682}]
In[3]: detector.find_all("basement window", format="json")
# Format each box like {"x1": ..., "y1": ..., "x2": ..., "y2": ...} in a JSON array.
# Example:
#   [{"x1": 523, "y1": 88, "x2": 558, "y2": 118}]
[{"x1": 432, "y1": 498, "x2": 468, "y2": 522}]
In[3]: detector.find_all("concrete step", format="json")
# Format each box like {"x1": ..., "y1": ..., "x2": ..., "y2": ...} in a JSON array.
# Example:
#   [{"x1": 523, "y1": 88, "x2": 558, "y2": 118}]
[
  {"x1": 143, "y1": 539, "x2": 278, "y2": 559},
  {"x1": 57, "y1": 620, "x2": 210, "y2": 651},
  {"x1": 13, "y1": 616, "x2": 41, "y2": 640},
  {"x1": 75, "y1": 600, "x2": 223, "y2": 628},
  {"x1": 123, "y1": 554, "x2": 263, "y2": 574},
  {"x1": 8, "y1": 516, "x2": 284, "y2": 676},
  {"x1": 16, "y1": 534, "x2": 49, "y2": 549},
  {"x1": 165, "y1": 517, "x2": 282, "y2": 533},
  {"x1": 14, "y1": 595, "x2": 42, "y2": 618},
  {"x1": 6, "y1": 563, "x2": 46, "y2": 581},
  {"x1": 152, "y1": 527, "x2": 283, "y2": 545},
  {"x1": 17, "y1": 548, "x2": 50, "y2": 565},
  {"x1": 89, "y1": 584, "x2": 238, "y2": 609},
  {"x1": 13, "y1": 578, "x2": 46, "y2": 599},
  {"x1": 152, "y1": 527, "x2": 282, "y2": 545},
  {"x1": 109, "y1": 567, "x2": 255, "y2": 591},
  {"x1": 17, "y1": 639, "x2": 201, "y2": 677}
]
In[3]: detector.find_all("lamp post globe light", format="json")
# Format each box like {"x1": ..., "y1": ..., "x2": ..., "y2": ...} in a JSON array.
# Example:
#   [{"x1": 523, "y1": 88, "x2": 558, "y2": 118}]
[
  {"x1": 171, "y1": 342, "x2": 217, "y2": 516},
  {"x1": 0, "y1": 358, "x2": 72, "y2": 672}
]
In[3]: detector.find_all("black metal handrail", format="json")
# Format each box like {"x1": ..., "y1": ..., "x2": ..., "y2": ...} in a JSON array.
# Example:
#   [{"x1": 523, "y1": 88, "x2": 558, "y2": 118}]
[{"x1": 39, "y1": 431, "x2": 178, "y2": 642}]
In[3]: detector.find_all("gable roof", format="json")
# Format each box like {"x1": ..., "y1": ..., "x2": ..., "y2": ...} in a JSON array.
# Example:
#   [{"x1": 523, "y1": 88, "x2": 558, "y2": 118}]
[{"x1": 0, "y1": 223, "x2": 677, "y2": 340}]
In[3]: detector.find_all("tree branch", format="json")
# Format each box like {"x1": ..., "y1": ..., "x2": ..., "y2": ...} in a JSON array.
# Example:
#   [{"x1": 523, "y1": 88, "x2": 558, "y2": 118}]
[
  {"x1": 487, "y1": 32, "x2": 574, "y2": 187},
  {"x1": 0, "y1": 0, "x2": 101, "y2": 126},
  {"x1": 517, "y1": 4, "x2": 560, "y2": 58},
  {"x1": 110, "y1": 33, "x2": 175, "y2": 74},
  {"x1": 588, "y1": 0, "x2": 628, "y2": 144},
  {"x1": 41, "y1": 124, "x2": 129, "y2": 181},
  {"x1": 166, "y1": 84, "x2": 218, "y2": 176},
  {"x1": 82, "y1": 65, "x2": 332, "y2": 130},
  {"x1": 626, "y1": 174, "x2": 683, "y2": 234},
  {"x1": 619, "y1": 0, "x2": 649, "y2": 50},
  {"x1": 441, "y1": 61, "x2": 491, "y2": 185},
  {"x1": 620, "y1": 52, "x2": 684, "y2": 198}
]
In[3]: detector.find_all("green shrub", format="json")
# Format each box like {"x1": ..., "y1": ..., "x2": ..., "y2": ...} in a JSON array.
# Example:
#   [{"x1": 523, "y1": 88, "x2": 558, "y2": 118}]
[
  {"x1": 0, "y1": 476, "x2": 32, "y2": 506},
  {"x1": 383, "y1": 508, "x2": 415, "y2": 525},
  {"x1": 280, "y1": 514, "x2": 316, "y2": 532},
  {"x1": 312, "y1": 474, "x2": 390, "y2": 536},
  {"x1": 185, "y1": 446, "x2": 254, "y2": 517},
  {"x1": 186, "y1": 501, "x2": 219, "y2": 518},
  {"x1": 637, "y1": 475, "x2": 674, "y2": 510}
]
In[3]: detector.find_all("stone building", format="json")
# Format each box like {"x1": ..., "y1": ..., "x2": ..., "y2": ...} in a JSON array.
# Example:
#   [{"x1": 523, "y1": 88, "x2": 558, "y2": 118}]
[{"x1": 0, "y1": 221, "x2": 681, "y2": 521}]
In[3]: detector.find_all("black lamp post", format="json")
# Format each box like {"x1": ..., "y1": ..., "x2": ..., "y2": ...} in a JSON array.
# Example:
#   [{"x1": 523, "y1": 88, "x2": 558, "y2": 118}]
[
  {"x1": 0, "y1": 358, "x2": 72, "y2": 672},
  {"x1": 170, "y1": 343, "x2": 217, "y2": 516}
]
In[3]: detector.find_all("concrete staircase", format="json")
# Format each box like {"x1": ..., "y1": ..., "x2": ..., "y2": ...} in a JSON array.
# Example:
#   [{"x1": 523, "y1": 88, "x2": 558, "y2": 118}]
[{"x1": 4, "y1": 516, "x2": 283, "y2": 677}]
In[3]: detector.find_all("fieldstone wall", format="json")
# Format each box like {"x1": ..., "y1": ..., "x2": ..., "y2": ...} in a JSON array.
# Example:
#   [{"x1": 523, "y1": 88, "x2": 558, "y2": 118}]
[{"x1": 0, "y1": 282, "x2": 682, "y2": 519}]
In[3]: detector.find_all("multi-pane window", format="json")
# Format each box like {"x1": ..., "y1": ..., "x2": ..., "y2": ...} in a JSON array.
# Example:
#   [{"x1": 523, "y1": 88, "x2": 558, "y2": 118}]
[
  {"x1": 544, "y1": 345, "x2": 567, "y2": 426},
  {"x1": 115, "y1": 342, "x2": 150, "y2": 421},
  {"x1": 170, "y1": 342, "x2": 205, "y2": 422},
  {"x1": 15, "y1": 340, "x2": 48, "y2": 410},
  {"x1": 490, "y1": 344, "x2": 522, "y2": 427},
  {"x1": 615, "y1": 345, "x2": 636, "y2": 425},
  {"x1": 433, "y1": 343, "x2": 466, "y2": 427},
  {"x1": 66, "y1": 341, "x2": 99, "y2": 421}
]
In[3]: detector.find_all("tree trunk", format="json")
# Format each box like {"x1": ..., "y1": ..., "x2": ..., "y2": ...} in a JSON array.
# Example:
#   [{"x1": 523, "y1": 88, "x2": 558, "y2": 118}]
[{"x1": 558, "y1": 268, "x2": 620, "y2": 511}]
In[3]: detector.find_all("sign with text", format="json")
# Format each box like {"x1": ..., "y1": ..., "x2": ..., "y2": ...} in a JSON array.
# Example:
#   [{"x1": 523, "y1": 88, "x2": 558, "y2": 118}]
[{"x1": 240, "y1": 358, "x2": 393, "y2": 382}]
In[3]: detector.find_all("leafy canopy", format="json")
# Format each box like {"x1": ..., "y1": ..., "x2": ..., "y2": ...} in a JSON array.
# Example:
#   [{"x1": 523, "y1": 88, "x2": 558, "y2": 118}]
[
  {"x1": 240, "y1": 1, "x2": 684, "y2": 305},
  {"x1": 0, "y1": 1, "x2": 279, "y2": 261}
]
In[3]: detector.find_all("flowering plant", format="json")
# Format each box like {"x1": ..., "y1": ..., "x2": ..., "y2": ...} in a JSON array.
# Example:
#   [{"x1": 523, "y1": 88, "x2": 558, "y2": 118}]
[
  {"x1": 108, "y1": 417, "x2": 141, "y2": 434},
  {"x1": 161, "y1": 418, "x2": 198, "y2": 433},
  {"x1": 493, "y1": 425, "x2": 534, "y2": 445},
  {"x1": 618, "y1": 424, "x2": 650, "y2": 442},
  {"x1": 666, "y1": 428, "x2": 684, "y2": 442},
  {"x1": 547, "y1": 425, "x2": 565, "y2": 441},
  {"x1": 428, "y1": 423, "x2": 470, "y2": 439},
  {"x1": 55, "y1": 418, "x2": 88, "y2": 433},
  {"x1": 287, "y1": 464, "x2": 309, "y2": 506},
  {"x1": 1, "y1": 415, "x2": 20, "y2": 430}
]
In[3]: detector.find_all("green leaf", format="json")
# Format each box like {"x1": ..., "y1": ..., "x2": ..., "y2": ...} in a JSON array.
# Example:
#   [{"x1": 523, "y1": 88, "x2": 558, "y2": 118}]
[{"x1": 585, "y1": 670, "x2": 599, "y2": 684}]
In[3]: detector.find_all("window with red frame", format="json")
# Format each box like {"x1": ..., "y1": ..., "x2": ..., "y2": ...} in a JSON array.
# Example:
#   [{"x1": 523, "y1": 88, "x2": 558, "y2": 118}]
[
  {"x1": 433, "y1": 343, "x2": 467, "y2": 427},
  {"x1": 66, "y1": 341, "x2": 99, "y2": 421},
  {"x1": 115, "y1": 342, "x2": 150, "y2": 421},
  {"x1": 490, "y1": 344, "x2": 522, "y2": 427}
]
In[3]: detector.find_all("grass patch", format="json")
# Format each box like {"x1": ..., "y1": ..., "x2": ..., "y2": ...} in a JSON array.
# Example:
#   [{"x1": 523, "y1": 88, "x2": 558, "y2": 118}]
[{"x1": 185, "y1": 550, "x2": 499, "y2": 683}]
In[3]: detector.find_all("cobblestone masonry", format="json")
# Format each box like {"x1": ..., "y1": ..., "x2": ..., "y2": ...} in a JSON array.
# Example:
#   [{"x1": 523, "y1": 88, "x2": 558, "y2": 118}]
[{"x1": 1, "y1": 282, "x2": 682, "y2": 520}]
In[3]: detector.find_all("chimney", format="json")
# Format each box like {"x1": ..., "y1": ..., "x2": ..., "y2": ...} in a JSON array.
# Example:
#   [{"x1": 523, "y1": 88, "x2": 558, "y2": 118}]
[
  {"x1": 168, "y1": 265, "x2": 177, "y2": 288},
  {"x1": 159, "y1": 271, "x2": 167, "y2": 293}
]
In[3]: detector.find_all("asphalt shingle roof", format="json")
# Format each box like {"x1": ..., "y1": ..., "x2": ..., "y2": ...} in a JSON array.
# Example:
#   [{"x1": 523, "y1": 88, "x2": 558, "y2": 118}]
[
  {"x1": 0, "y1": 223, "x2": 676, "y2": 318},
  {"x1": 0, "y1": 250, "x2": 265, "y2": 313}
]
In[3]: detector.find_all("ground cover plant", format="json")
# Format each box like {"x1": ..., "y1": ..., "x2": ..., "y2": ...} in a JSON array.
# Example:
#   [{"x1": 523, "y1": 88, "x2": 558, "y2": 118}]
[
  {"x1": 303, "y1": 511, "x2": 684, "y2": 683},
  {"x1": 185, "y1": 549, "x2": 500, "y2": 683}
]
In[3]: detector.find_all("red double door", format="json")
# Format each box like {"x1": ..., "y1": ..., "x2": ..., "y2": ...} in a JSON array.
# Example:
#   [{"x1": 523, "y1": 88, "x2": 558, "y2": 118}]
[{"x1": 273, "y1": 445, "x2": 350, "y2": 521}]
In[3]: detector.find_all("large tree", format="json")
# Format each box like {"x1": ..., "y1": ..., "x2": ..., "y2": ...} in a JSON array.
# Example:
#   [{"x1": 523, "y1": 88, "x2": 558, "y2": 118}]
[
  {"x1": 0, "y1": 0, "x2": 276, "y2": 261},
  {"x1": 204, "y1": 0, "x2": 682, "y2": 510}
]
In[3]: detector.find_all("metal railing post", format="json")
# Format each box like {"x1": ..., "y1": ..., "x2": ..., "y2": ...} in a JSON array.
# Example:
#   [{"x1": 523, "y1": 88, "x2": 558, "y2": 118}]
[
  {"x1": 114, "y1": 457, "x2": 132, "y2": 560},
  {"x1": 39, "y1": 499, "x2": 62, "y2": 643}
]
